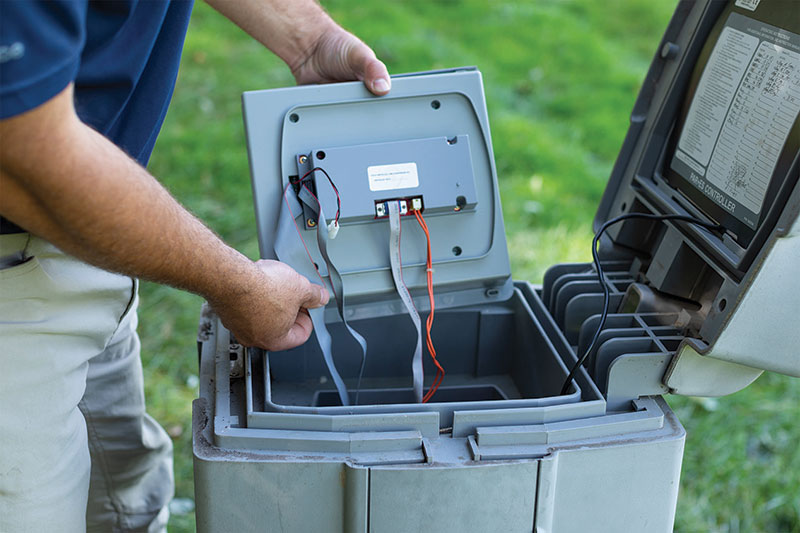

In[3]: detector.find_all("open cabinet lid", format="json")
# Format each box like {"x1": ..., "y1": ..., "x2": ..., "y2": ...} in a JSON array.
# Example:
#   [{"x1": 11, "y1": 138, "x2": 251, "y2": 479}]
[
  {"x1": 241, "y1": 68, "x2": 514, "y2": 319},
  {"x1": 664, "y1": 209, "x2": 800, "y2": 394},
  {"x1": 584, "y1": 0, "x2": 800, "y2": 391}
]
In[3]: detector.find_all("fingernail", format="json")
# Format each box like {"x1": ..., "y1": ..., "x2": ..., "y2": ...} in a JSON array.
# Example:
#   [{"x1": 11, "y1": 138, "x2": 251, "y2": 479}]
[{"x1": 373, "y1": 78, "x2": 390, "y2": 94}]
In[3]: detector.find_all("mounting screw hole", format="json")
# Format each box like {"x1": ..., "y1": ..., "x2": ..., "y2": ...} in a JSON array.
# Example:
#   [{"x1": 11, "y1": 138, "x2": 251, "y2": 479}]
[
  {"x1": 718, "y1": 298, "x2": 727, "y2": 312},
  {"x1": 452, "y1": 246, "x2": 462, "y2": 256},
  {"x1": 621, "y1": 202, "x2": 627, "y2": 212},
  {"x1": 289, "y1": 113, "x2": 299, "y2": 123},
  {"x1": 316, "y1": 150, "x2": 326, "y2": 160},
  {"x1": 431, "y1": 100, "x2": 441, "y2": 110}
]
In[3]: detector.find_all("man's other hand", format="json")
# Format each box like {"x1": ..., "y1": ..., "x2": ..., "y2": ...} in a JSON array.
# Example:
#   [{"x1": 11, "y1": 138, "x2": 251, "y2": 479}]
[
  {"x1": 209, "y1": 260, "x2": 329, "y2": 352},
  {"x1": 206, "y1": 0, "x2": 392, "y2": 95},
  {"x1": 292, "y1": 27, "x2": 391, "y2": 96}
]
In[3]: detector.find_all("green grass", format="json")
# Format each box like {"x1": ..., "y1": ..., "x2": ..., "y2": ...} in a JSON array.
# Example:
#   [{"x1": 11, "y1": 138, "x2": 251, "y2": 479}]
[{"x1": 143, "y1": 1, "x2": 800, "y2": 531}]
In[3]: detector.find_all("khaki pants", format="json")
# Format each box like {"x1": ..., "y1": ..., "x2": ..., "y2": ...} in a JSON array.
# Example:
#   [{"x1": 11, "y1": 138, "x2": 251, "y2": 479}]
[{"x1": 0, "y1": 234, "x2": 173, "y2": 532}]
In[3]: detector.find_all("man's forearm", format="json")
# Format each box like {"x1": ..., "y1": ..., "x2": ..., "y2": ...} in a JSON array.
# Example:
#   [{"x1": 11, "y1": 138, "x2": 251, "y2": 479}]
[
  {"x1": 205, "y1": 0, "x2": 336, "y2": 72},
  {"x1": 0, "y1": 85, "x2": 255, "y2": 304}
]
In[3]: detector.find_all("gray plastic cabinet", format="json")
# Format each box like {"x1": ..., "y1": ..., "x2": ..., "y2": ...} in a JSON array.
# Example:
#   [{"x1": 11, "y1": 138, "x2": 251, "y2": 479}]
[{"x1": 193, "y1": 1, "x2": 800, "y2": 531}]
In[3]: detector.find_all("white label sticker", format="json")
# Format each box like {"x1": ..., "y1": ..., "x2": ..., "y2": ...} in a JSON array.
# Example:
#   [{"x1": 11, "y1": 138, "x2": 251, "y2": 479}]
[
  {"x1": 367, "y1": 162, "x2": 419, "y2": 192},
  {"x1": 671, "y1": 12, "x2": 800, "y2": 227},
  {"x1": 735, "y1": 0, "x2": 761, "y2": 12},
  {"x1": 705, "y1": 42, "x2": 800, "y2": 214},
  {"x1": 678, "y1": 26, "x2": 760, "y2": 167}
]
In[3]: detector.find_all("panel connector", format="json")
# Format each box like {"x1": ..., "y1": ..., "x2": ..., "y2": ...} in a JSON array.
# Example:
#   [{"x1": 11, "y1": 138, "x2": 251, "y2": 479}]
[{"x1": 375, "y1": 196, "x2": 424, "y2": 219}]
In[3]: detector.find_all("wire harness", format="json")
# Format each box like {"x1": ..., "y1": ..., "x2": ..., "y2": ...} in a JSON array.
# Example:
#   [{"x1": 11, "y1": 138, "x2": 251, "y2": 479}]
[
  {"x1": 275, "y1": 169, "x2": 367, "y2": 406},
  {"x1": 277, "y1": 168, "x2": 445, "y2": 405}
]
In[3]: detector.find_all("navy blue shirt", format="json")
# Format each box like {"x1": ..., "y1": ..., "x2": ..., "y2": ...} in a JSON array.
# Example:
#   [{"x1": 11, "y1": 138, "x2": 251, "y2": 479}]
[
  {"x1": 1, "y1": 0, "x2": 193, "y2": 163},
  {"x1": 0, "y1": 0, "x2": 193, "y2": 233}
]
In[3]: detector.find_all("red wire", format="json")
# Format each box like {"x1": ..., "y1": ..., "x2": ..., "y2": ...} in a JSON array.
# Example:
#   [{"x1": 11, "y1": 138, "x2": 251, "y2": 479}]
[{"x1": 415, "y1": 210, "x2": 444, "y2": 403}]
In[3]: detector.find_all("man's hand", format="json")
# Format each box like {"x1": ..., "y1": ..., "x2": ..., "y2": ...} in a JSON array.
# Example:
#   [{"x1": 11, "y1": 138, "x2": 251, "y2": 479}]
[
  {"x1": 291, "y1": 27, "x2": 391, "y2": 95},
  {"x1": 206, "y1": 0, "x2": 391, "y2": 95},
  {"x1": 208, "y1": 260, "x2": 329, "y2": 351}
]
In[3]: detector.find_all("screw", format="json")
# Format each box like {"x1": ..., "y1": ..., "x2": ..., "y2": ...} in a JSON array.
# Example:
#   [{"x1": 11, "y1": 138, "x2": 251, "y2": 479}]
[
  {"x1": 660, "y1": 42, "x2": 679, "y2": 60},
  {"x1": 299, "y1": 155, "x2": 308, "y2": 164},
  {"x1": 307, "y1": 219, "x2": 316, "y2": 228}
]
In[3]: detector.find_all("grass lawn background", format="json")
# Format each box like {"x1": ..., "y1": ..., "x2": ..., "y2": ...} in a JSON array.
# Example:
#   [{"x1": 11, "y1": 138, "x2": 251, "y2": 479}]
[{"x1": 144, "y1": 1, "x2": 800, "y2": 531}]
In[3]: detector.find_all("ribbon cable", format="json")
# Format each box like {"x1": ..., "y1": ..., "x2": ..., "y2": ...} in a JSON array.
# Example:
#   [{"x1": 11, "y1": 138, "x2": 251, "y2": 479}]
[
  {"x1": 387, "y1": 201, "x2": 424, "y2": 403},
  {"x1": 274, "y1": 184, "x2": 353, "y2": 406},
  {"x1": 296, "y1": 184, "x2": 369, "y2": 405}
]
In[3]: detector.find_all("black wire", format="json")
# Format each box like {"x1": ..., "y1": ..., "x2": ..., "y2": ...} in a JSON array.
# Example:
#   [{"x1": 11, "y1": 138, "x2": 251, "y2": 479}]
[
  {"x1": 558, "y1": 213, "x2": 726, "y2": 396},
  {"x1": 296, "y1": 166, "x2": 341, "y2": 224}
]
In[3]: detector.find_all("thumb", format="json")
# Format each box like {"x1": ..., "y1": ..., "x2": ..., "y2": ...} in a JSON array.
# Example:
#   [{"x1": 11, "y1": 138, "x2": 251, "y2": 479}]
[
  {"x1": 299, "y1": 279, "x2": 330, "y2": 309},
  {"x1": 347, "y1": 41, "x2": 391, "y2": 95}
]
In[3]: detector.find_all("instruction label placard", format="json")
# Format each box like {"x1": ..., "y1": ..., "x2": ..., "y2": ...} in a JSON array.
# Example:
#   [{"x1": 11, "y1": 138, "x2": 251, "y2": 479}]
[
  {"x1": 367, "y1": 162, "x2": 420, "y2": 192},
  {"x1": 671, "y1": 12, "x2": 800, "y2": 229}
]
